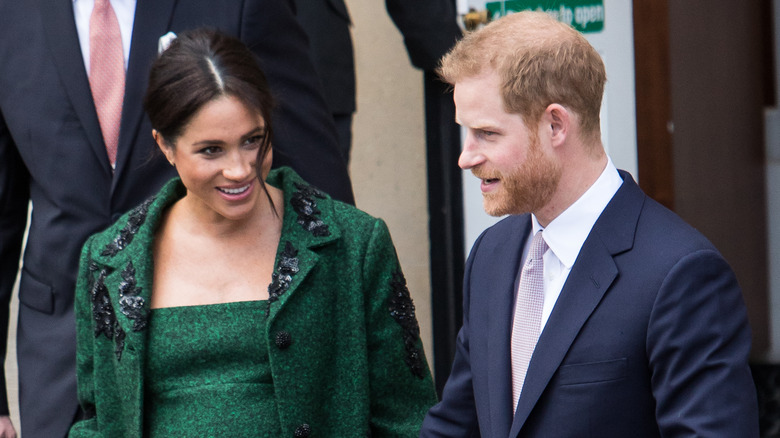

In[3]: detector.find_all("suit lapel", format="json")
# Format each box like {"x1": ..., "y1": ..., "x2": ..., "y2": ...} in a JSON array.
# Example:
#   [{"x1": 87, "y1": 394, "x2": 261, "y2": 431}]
[
  {"x1": 508, "y1": 172, "x2": 644, "y2": 436},
  {"x1": 485, "y1": 216, "x2": 531, "y2": 437},
  {"x1": 112, "y1": 0, "x2": 177, "y2": 184},
  {"x1": 39, "y1": 0, "x2": 111, "y2": 175},
  {"x1": 509, "y1": 237, "x2": 618, "y2": 435}
]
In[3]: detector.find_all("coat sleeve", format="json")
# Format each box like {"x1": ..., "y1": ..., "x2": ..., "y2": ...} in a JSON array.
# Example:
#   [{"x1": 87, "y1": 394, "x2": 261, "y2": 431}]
[
  {"x1": 0, "y1": 107, "x2": 29, "y2": 418},
  {"x1": 68, "y1": 236, "x2": 101, "y2": 437},
  {"x1": 385, "y1": 0, "x2": 462, "y2": 71},
  {"x1": 361, "y1": 219, "x2": 438, "y2": 437},
  {"x1": 647, "y1": 249, "x2": 759, "y2": 436},
  {"x1": 239, "y1": 0, "x2": 354, "y2": 204},
  {"x1": 419, "y1": 232, "x2": 482, "y2": 437}
]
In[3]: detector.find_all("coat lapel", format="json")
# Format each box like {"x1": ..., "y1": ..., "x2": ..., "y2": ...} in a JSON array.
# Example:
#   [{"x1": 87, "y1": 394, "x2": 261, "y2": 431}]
[
  {"x1": 508, "y1": 171, "x2": 644, "y2": 436},
  {"x1": 39, "y1": 0, "x2": 110, "y2": 176},
  {"x1": 112, "y1": 0, "x2": 177, "y2": 185},
  {"x1": 88, "y1": 184, "x2": 172, "y2": 436},
  {"x1": 265, "y1": 171, "x2": 342, "y2": 324}
]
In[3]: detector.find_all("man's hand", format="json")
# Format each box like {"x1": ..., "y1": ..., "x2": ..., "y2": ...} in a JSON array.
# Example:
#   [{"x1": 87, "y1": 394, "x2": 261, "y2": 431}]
[{"x1": 0, "y1": 416, "x2": 16, "y2": 438}]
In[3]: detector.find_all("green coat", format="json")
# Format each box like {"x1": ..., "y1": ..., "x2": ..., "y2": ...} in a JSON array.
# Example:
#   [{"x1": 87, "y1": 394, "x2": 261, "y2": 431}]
[{"x1": 70, "y1": 167, "x2": 437, "y2": 437}]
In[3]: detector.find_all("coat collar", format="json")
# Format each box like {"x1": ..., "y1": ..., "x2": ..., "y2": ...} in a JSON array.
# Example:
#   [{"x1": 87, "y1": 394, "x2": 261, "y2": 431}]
[
  {"x1": 509, "y1": 171, "x2": 645, "y2": 436},
  {"x1": 88, "y1": 167, "x2": 342, "y2": 351},
  {"x1": 84, "y1": 167, "x2": 341, "y2": 434},
  {"x1": 263, "y1": 167, "x2": 341, "y2": 322}
]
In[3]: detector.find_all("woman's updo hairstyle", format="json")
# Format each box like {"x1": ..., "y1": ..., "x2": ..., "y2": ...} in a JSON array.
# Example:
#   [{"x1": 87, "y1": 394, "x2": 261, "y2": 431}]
[{"x1": 144, "y1": 28, "x2": 275, "y2": 157}]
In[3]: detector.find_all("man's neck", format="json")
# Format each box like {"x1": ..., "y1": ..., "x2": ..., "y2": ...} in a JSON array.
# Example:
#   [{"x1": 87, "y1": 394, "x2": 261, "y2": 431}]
[{"x1": 535, "y1": 153, "x2": 608, "y2": 227}]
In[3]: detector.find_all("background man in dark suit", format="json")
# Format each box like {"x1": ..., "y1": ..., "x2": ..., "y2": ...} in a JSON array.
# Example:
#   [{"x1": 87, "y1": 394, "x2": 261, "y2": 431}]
[
  {"x1": 0, "y1": 0, "x2": 352, "y2": 436},
  {"x1": 292, "y1": 0, "x2": 461, "y2": 163},
  {"x1": 420, "y1": 11, "x2": 759, "y2": 437}
]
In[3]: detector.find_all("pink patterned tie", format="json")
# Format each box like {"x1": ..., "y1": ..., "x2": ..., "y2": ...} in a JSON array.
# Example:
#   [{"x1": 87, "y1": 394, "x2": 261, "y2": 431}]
[
  {"x1": 89, "y1": 0, "x2": 125, "y2": 168},
  {"x1": 510, "y1": 231, "x2": 547, "y2": 414}
]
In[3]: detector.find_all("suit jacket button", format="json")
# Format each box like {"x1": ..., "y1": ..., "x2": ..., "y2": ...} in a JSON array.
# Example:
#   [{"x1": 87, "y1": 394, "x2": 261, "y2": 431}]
[
  {"x1": 275, "y1": 331, "x2": 292, "y2": 349},
  {"x1": 294, "y1": 423, "x2": 311, "y2": 437}
]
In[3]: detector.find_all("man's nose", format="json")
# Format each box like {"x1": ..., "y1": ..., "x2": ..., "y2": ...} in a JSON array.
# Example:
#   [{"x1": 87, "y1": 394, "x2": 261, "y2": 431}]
[{"x1": 458, "y1": 132, "x2": 484, "y2": 170}]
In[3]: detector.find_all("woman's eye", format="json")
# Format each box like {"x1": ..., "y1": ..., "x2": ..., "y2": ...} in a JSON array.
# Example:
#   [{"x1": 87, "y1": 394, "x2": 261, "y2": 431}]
[
  {"x1": 244, "y1": 135, "x2": 264, "y2": 147},
  {"x1": 199, "y1": 146, "x2": 221, "y2": 156}
]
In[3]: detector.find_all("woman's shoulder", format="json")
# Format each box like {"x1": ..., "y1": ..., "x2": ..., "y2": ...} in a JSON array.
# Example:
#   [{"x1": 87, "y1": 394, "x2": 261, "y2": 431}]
[
  {"x1": 269, "y1": 167, "x2": 390, "y2": 248},
  {"x1": 85, "y1": 177, "x2": 185, "y2": 256},
  {"x1": 273, "y1": 167, "x2": 381, "y2": 224}
]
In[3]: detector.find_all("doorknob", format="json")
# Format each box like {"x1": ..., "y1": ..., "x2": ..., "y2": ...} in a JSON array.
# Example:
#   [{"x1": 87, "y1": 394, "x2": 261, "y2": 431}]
[{"x1": 462, "y1": 9, "x2": 491, "y2": 31}]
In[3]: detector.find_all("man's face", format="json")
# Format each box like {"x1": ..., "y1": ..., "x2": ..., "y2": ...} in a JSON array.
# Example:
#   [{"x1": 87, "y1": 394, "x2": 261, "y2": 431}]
[{"x1": 454, "y1": 71, "x2": 561, "y2": 217}]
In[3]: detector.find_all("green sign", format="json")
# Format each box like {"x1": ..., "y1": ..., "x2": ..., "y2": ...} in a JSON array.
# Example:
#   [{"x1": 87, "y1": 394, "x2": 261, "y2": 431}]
[{"x1": 486, "y1": 0, "x2": 605, "y2": 33}]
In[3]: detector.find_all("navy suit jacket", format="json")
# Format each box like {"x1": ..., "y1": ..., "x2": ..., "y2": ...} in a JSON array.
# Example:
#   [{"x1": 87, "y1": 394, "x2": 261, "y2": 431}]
[
  {"x1": 0, "y1": 0, "x2": 351, "y2": 436},
  {"x1": 421, "y1": 171, "x2": 759, "y2": 437}
]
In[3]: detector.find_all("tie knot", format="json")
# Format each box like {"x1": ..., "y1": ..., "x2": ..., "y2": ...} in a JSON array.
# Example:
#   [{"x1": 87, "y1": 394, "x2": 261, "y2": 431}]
[{"x1": 529, "y1": 231, "x2": 547, "y2": 261}]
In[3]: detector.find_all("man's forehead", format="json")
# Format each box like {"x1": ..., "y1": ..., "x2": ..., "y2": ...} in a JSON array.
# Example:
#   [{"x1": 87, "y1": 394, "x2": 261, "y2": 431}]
[{"x1": 454, "y1": 72, "x2": 503, "y2": 110}]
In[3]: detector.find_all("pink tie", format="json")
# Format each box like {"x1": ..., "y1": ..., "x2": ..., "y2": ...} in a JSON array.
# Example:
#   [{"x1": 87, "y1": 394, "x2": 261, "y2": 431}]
[
  {"x1": 510, "y1": 231, "x2": 547, "y2": 414},
  {"x1": 89, "y1": 0, "x2": 125, "y2": 168}
]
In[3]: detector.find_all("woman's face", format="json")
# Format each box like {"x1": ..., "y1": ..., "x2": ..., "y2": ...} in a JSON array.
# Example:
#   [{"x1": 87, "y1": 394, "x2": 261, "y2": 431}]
[{"x1": 155, "y1": 95, "x2": 272, "y2": 222}]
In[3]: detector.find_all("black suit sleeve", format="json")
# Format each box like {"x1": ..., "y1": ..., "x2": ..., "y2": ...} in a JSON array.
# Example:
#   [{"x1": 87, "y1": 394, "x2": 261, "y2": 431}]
[
  {"x1": 0, "y1": 107, "x2": 29, "y2": 416},
  {"x1": 385, "y1": 0, "x2": 462, "y2": 71},
  {"x1": 239, "y1": 0, "x2": 354, "y2": 204}
]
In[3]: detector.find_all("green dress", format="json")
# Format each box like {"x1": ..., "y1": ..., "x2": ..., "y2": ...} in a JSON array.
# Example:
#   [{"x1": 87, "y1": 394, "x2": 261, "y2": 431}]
[{"x1": 143, "y1": 300, "x2": 281, "y2": 436}]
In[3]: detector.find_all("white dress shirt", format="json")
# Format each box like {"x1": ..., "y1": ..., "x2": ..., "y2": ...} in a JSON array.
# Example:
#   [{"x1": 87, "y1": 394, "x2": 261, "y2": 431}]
[
  {"x1": 519, "y1": 158, "x2": 624, "y2": 330},
  {"x1": 73, "y1": 0, "x2": 137, "y2": 74}
]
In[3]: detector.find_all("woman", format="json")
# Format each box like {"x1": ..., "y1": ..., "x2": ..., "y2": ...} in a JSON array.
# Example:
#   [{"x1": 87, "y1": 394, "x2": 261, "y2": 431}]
[{"x1": 70, "y1": 29, "x2": 436, "y2": 437}]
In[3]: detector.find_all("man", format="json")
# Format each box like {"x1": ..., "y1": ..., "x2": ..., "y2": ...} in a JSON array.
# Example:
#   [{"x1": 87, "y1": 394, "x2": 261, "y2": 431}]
[
  {"x1": 292, "y1": 0, "x2": 461, "y2": 162},
  {"x1": 420, "y1": 11, "x2": 758, "y2": 437},
  {"x1": 0, "y1": 0, "x2": 352, "y2": 436}
]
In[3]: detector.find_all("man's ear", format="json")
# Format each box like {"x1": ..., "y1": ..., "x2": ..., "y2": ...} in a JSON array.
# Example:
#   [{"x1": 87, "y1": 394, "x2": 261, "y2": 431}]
[
  {"x1": 153, "y1": 130, "x2": 175, "y2": 166},
  {"x1": 545, "y1": 103, "x2": 570, "y2": 148}
]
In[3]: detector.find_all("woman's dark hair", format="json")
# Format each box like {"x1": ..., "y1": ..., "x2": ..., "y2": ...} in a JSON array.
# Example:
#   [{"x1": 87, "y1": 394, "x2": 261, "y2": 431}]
[
  {"x1": 144, "y1": 28, "x2": 278, "y2": 215},
  {"x1": 144, "y1": 28, "x2": 275, "y2": 157}
]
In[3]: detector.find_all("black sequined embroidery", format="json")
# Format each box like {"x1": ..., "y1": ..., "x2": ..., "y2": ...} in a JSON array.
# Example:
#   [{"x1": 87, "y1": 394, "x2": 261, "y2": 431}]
[
  {"x1": 291, "y1": 182, "x2": 330, "y2": 237},
  {"x1": 388, "y1": 270, "x2": 425, "y2": 379},
  {"x1": 118, "y1": 262, "x2": 148, "y2": 332},
  {"x1": 267, "y1": 242, "x2": 300, "y2": 313},
  {"x1": 88, "y1": 263, "x2": 126, "y2": 360},
  {"x1": 101, "y1": 196, "x2": 155, "y2": 257}
]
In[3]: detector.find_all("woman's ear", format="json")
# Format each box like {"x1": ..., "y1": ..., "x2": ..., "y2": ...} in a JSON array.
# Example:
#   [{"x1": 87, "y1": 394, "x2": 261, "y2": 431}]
[{"x1": 153, "y1": 130, "x2": 175, "y2": 166}]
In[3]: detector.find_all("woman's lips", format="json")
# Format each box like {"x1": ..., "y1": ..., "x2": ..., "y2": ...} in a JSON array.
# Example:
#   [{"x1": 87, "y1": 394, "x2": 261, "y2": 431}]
[{"x1": 217, "y1": 180, "x2": 255, "y2": 200}]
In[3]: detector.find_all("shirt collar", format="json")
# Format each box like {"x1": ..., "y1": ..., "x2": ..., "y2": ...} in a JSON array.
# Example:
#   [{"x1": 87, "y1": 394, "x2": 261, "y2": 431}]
[{"x1": 531, "y1": 157, "x2": 623, "y2": 269}]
